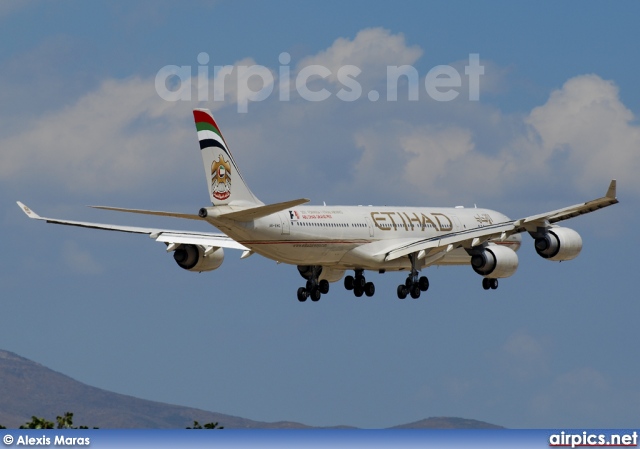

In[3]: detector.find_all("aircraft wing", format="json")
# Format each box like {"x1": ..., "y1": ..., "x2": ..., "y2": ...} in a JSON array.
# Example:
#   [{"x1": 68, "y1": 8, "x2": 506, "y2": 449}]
[
  {"x1": 377, "y1": 179, "x2": 618, "y2": 263},
  {"x1": 379, "y1": 221, "x2": 517, "y2": 262},
  {"x1": 511, "y1": 179, "x2": 618, "y2": 230},
  {"x1": 16, "y1": 202, "x2": 248, "y2": 251}
]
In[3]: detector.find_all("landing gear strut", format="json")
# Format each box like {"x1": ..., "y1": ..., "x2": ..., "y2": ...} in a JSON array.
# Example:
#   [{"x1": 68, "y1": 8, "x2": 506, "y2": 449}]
[
  {"x1": 344, "y1": 269, "x2": 375, "y2": 297},
  {"x1": 397, "y1": 253, "x2": 429, "y2": 299}
]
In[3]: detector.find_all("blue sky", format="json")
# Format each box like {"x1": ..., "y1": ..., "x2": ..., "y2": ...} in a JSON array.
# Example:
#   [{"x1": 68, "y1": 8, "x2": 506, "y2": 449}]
[{"x1": 1, "y1": 1, "x2": 639, "y2": 428}]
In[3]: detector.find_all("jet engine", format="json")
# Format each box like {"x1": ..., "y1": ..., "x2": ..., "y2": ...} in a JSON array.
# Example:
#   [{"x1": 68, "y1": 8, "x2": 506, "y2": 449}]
[
  {"x1": 173, "y1": 244, "x2": 224, "y2": 272},
  {"x1": 470, "y1": 245, "x2": 519, "y2": 278},
  {"x1": 534, "y1": 227, "x2": 582, "y2": 261}
]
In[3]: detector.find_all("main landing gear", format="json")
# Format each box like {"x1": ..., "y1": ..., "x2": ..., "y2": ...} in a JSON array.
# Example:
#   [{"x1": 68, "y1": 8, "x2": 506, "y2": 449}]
[
  {"x1": 297, "y1": 265, "x2": 329, "y2": 302},
  {"x1": 397, "y1": 253, "x2": 429, "y2": 299},
  {"x1": 482, "y1": 278, "x2": 499, "y2": 290},
  {"x1": 396, "y1": 275, "x2": 429, "y2": 299},
  {"x1": 343, "y1": 269, "x2": 375, "y2": 297}
]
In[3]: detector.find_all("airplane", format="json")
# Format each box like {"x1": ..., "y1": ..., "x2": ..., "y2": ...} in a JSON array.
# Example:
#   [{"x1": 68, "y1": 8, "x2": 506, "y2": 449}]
[{"x1": 18, "y1": 108, "x2": 619, "y2": 302}]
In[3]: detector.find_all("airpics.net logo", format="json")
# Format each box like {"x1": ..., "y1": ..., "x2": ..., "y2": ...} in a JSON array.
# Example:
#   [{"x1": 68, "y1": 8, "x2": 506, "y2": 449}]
[{"x1": 155, "y1": 52, "x2": 485, "y2": 113}]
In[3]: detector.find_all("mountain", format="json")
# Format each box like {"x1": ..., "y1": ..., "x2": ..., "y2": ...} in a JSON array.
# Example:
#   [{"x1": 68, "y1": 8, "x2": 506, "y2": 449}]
[
  {"x1": 390, "y1": 417, "x2": 504, "y2": 429},
  {"x1": 0, "y1": 349, "x2": 309, "y2": 429},
  {"x1": 0, "y1": 349, "x2": 501, "y2": 429}
]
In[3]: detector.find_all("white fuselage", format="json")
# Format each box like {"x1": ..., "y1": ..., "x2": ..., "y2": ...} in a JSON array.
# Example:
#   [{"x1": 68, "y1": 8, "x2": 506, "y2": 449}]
[{"x1": 205, "y1": 205, "x2": 522, "y2": 273}]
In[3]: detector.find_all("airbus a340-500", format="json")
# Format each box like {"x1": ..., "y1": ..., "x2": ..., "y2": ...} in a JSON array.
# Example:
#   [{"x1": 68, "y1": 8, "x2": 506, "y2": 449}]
[{"x1": 18, "y1": 109, "x2": 618, "y2": 301}]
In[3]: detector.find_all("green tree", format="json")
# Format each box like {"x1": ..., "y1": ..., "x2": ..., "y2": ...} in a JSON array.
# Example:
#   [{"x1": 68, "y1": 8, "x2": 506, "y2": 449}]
[
  {"x1": 187, "y1": 420, "x2": 224, "y2": 429},
  {"x1": 15, "y1": 412, "x2": 93, "y2": 429},
  {"x1": 19, "y1": 416, "x2": 54, "y2": 429},
  {"x1": 56, "y1": 412, "x2": 90, "y2": 429},
  {"x1": 3, "y1": 413, "x2": 221, "y2": 429}
]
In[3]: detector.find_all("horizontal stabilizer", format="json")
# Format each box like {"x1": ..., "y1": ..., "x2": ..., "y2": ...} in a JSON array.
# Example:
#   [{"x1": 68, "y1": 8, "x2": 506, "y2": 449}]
[
  {"x1": 218, "y1": 198, "x2": 310, "y2": 221},
  {"x1": 89, "y1": 205, "x2": 203, "y2": 221}
]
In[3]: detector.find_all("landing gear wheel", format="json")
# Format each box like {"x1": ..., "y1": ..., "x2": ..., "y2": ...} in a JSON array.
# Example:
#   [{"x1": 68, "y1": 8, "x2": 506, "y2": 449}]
[
  {"x1": 355, "y1": 275, "x2": 366, "y2": 289},
  {"x1": 482, "y1": 278, "x2": 491, "y2": 290},
  {"x1": 354, "y1": 286, "x2": 364, "y2": 297},
  {"x1": 319, "y1": 279, "x2": 330, "y2": 294},
  {"x1": 297, "y1": 287, "x2": 308, "y2": 302},
  {"x1": 410, "y1": 284, "x2": 421, "y2": 299},
  {"x1": 364, "y1": 282, "x2": 375, "y2": 297},
  {"x1": 310, "y1": 286, "x2": 321, "y2": 302},
  {"x1": 405, "y1": 277, "x2": 413, "y2": 288},
  {"x1": 344, "y1": 275, "x2": 354, "y2": 290},
  {"x1": 490, "y1": 278, "x2": 499, "y2": 290},
  {"x1": 397, "y1": 285, "x2": 408, "y2": 299},
  {"x1": 418, "y1": 276, "x2": 429, "y2": 292}
]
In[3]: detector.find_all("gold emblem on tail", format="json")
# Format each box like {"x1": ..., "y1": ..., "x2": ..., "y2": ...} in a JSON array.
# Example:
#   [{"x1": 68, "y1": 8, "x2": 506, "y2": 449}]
[{"x1": 211, "y1": 156, "x2": 231, "y2": 201}]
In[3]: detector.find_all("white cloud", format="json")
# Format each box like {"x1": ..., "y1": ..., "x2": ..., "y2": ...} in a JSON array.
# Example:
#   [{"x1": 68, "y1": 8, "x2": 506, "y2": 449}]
[
  {"x1": 353, "y1": 123, "x2": 504, "y2": 202},
  {"x1": 296, "y1": 27, "x2": 422, "y2": 89},
  {"x1": 499, "y1": 331, "x2": 549, "y2": 382},
  {"x1": 0, "y1": 57, "x2": 267, "y2": 196},
  {"x1": 2, "y1": 24, "x2": 638, "y2": 211},
  {"x1": 346, "y1": 74, "x2": 640, "y2": 205},
  {"x1": 402, "y1": 126, "x2": 475, "y2": 184},
  {"x1": 355, "y1": 122, "x2": 499, "y2": 198},
  {"x1": 299, "y1": 27, "x2": 422, "y2": 74},
  {"x1": 0, "y1": 76, "x2": 192, "y2": 194},
  {"x1": 209, "y1": 57, "x2": 273, "y2": 112},
  {"x1": 524, "y1": 74, "x2": 640, "y2": 193},
  {"x1": 62, "y1": 240, "x2": 103, "y2": 274}
]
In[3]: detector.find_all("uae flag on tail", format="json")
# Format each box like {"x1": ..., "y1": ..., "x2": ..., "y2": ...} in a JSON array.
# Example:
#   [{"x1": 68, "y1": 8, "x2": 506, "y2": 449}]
[{"x1": 193, "y1": 109, "x2": 230, "y2": 155}]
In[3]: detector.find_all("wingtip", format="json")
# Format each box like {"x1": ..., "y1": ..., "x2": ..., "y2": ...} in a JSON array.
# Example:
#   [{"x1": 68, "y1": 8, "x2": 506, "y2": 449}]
[
  {"x1": 606, "y1": 179, "x2": 617, "y2": 199},
  {"x1": 16, "y1": 201, "x2": 41, "y2": 219}
]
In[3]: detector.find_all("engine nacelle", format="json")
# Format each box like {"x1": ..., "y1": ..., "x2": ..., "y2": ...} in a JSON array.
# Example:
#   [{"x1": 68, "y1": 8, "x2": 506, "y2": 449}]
[
  {"x1": 319, "y1": 268, "x2": 345, "y2": 283},
  {"x1": 470, "y1": 245, "x2": 519, "y2": 278},
  {"x1": 173, "y1": 244, "x2": 224, "y2": 272},
  {"x1": 534, "y1": 227, "x2": 582, "y2": 261}
]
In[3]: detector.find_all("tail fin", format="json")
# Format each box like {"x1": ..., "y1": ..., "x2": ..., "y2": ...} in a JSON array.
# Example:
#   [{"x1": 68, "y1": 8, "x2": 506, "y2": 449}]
[{"x1": 193, "y1": 109, "x2": 262, "y2": 207}]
